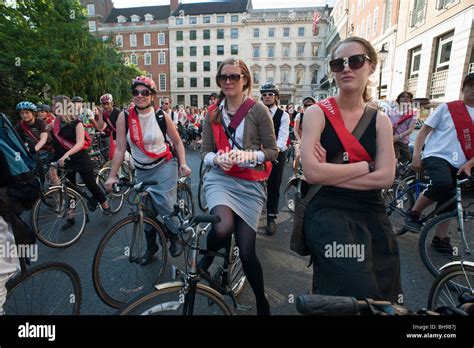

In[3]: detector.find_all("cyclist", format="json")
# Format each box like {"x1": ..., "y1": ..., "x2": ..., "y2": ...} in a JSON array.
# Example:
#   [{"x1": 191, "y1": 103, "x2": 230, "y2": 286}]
[
  {"x1": 96, "y1": 93, "x2": 120, "y2": 160},
  {"x1": 199, "y1": 58, "x2": 278, "y2": 315},
  {"x1": 36, "y1": 104, "x2": 55, "y2": 131},
  {"x1": 301, "y1": 37, "x2": 402, "y2": 303},
  {"x1": 294, "y1": 96, "x2": 316, "y2": 143},
  {"x1": 72, "y1": 96, "x2": 99, "y2": 136},
  {"x1": 104, "y1": 76, "x2": 191, "y2": 261},
  {"x1": 405, "y1": 73, "x2": 474, "y2": 252},
  {"x1": 259, "y1": 83, "x2": 290, "y2": 236}
]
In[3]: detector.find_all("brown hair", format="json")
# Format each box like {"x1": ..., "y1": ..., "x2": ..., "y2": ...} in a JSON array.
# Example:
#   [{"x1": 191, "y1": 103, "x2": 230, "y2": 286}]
[
  {"x1": 211, "y1": 58, "x2": 252, "y2": 124},
  {"x1": 330, "y1": 36, "x2": 378, "y2": 103},
  {"x1": 52, "y1": 95, "x2": 75, "y2": 124}
]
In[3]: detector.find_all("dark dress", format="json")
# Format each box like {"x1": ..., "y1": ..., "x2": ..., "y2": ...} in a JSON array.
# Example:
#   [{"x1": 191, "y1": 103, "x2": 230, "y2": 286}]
[{"x1": 304, "y1": 114, "x2": 403, "y2": 303}]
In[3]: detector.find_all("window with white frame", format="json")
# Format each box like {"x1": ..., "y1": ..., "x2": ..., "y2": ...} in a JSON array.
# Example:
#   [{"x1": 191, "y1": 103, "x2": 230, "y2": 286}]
[
  {"x1": 144, "y1": 33, "x2": 151, "y2": 46},
  {"x1": 130, "y1": 34, "x2": 137, "y2": 47},
  {"x1": 296, "y1": 69, "x2": 304, "y2": 85},
  {"x1": 268, "y1": 28, "x2": 275, "y2": 38},
  {"x1": 189, "y1": 17, "x2": 197, "y2": 24},
  {"x1": 253, "y1": 28, "x2": 259, "y2": 38},
  {"x1": 203, "y1": 16, "x2": 211, "y2": 24},
  {"x1": 282, "y1": 44, "x2": 290, "y2": 58},
  {"x1": 283, "y1": 27, "x2": 290, "y2": 37},
  {"x1": 131, "y1": 54, "x2": 138, "y2": 65},
  {"x1": 231, "y1": 28, "x2": 238, "y2": 39},
  {"x1": 144, "y1": 53, "x2": 151, "y2": 65},
  {"x1": 253, "y1": 70, "x2": 260, "y2": 84},
  {"x1": 297, "y1": 43, "x2": 305, "y2": 57},
  {"x1": 266, "y1": 68, "x2": 275, "y2": 83},
  {"x1": 158, "y1": 33, "x2": 165, "y2": 45},
  {"x1": 312, "y1": 44, "x2": 319, "y2": 57},
  {"x1": 253, "y1": 45, "x2": 260, "y2": 58},
  {"x1": 145, "y1": 13, "x2": 154, "y2": 21},
  {"x1": 176, "y1": 17, "x2": 183, "y2": 25},
  {"x1": 408, "y1": 46, "x2": 422, "y2": 78},
  {"x1": 231, "y1": 15, "x2": 238, "y2": 22},
  {"x1": 434, "y1": 31, "x2": 453, "y2": 72},
  {"x1": 88, "y1": 21, "x2": 96, "y2": 32},
  {"x1": 217, "y1": 15, "x2": 224, "y2": 23},
  {"x1": 384, "y1": 0, "x2": 392, "y2": 32},
  {"x1": 267, "y1": 45, "x2": 275, "y2": 58},
  {"x1": 131, "y1": 15, "x2": 140, "y2": 22},
  {"x1": 117, "y1": 16, "x2": 127, "y2": 23},
  {"x1": 298, "y1": 27, "x2": 305, "y2": 37},
  {"x1": 87, "y1": 4, "x2": 95, "y2": 16},
  {"x1": 116, "y1": 35, "x2": 123, "y2": 47},
  {"x1": 281, "y1": 69, "x2": 290, "y2": 84},
  {"x1": 159, "y1": 73, "x2": 166, "y2": 91},
  {"x1": 159, "y1": 52, "x2": 166, "y2": 65}
]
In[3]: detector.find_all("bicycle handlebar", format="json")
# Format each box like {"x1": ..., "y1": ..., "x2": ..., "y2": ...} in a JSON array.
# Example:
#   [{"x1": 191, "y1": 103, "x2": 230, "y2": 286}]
[
  {"x1": 118, "y1": 180, "x2": 158, "y2": 192},
  {"x1": 296, "y1": 294, "x2": 360, "y2": 315},
  {"x1": 192, "y1": 215, "x2": 221, "y2": 224}
]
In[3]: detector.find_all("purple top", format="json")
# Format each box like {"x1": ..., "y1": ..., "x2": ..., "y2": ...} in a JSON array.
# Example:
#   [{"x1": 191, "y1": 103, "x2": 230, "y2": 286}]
[{"x1": 388, "y1": 104, "x2": 416, "y2": 144}]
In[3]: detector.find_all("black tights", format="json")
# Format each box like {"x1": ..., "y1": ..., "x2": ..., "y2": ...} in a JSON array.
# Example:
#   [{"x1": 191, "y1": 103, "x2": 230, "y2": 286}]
[
  {"x1": 198, "y1": 205, "x2": 270, "y2": 315},
  {"x1": 66, "y1": 169, "x2": 107, "y2": 204}
]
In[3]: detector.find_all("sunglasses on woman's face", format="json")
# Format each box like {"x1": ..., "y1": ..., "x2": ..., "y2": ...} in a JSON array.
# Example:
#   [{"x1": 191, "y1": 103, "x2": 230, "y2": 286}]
[
  {"x1": 132, "y1": 89, "x2": 151, "y2": 97},
  {"x1": 329, "y1": 54, "x2": 371, "y2": 73},
  {"x1": 216, "y1": 74, "x2": 244, "y2": 83}
]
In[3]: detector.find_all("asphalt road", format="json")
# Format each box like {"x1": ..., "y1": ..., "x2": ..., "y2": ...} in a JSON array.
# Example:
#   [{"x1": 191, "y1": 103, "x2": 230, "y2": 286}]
[{"x1": 33, "y1": 145, "x2": 435, "y2": 315}]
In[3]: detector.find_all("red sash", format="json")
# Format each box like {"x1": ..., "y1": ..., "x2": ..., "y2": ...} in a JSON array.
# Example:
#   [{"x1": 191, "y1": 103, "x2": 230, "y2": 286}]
[
  {"x1": 318, "y1": 97, "x2": 373, "y2": 163},
  {"x1": 53, "y1": 117, "x2": 91, "y2": 151},
  {"x1": 103, "y1": 110, "x2": 117, "y2": 134},
  {"x1": 447, "y1": 100, "x2": 474, "y2": 160},
  {"x1": 393, "y1": 113, "x2": 414, "y2": 130},
  {"x1": 127, "y1": 107, "x2": 172, "y2": 161},
  {"x1": 20, "y1": 120, "x2": 54, "y2": 152},
  {"x1": 210, "y1": 99, "x2": 272, "y2": 181}
]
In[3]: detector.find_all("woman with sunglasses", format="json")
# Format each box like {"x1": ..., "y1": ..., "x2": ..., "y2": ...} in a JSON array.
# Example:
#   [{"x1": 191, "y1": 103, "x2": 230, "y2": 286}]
[
  {"x1": 199, "y1": 58, "x2": 278, "y2": 315},
  {"x1": 301, "y1": 37, "x2": 402, "y2": 303},
  {"x1": 105, "y1": 76, "x2": 191, "y2": 261}
]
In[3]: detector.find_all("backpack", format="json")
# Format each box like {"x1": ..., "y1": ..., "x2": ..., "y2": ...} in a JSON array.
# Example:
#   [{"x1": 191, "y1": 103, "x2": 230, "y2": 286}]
[{"x1": 0, "y1": 113, "x2": 41, "y2": 212}]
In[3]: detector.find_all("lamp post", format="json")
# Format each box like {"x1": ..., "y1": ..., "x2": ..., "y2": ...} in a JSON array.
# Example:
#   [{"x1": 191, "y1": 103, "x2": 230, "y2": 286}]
[{"x1": 378, "y1": 45, "x2": 388, "y2": 99}]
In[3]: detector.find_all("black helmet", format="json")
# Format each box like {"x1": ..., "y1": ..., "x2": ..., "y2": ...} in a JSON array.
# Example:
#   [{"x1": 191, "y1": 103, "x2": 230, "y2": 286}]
[
  {"x1": 260, "y1": 82, "x2": 279, "y2": 96},
  {"x1": 37, "y1": 103, "x2": 51, "y2": 112},
  {"x1": 72, "y1": 96, "x2": 83, "y2": 103}
]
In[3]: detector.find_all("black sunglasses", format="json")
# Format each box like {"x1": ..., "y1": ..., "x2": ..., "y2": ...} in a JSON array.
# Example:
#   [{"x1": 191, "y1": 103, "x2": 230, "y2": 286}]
[
  {"x1": 329, "y1": 54, "x2": 371, "y2": 73},
  {"x1": 132, "y1": 89, "x2": 151, "y2": 97},
  {"x1": 216, "y1": 74, "x2": 244, "y2": 83},
  {"x1": 261, "y1": 92, "x2": 276, "y2": 97}
]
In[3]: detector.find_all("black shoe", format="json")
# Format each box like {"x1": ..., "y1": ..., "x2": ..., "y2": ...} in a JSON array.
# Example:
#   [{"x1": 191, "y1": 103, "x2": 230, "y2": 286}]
[
  {"x1": 404, "y1": 210, "x2": 421, "y2": 232},
  {"x1": 139, "y1": 228, "x2": 160, "y2": 266},
  {"x1": 431, "y1": 236, "x2": 454, "y2": 255},
  {"x1": 102, "y1": 206, "x2": 113, "y2": 216},
  {"x1": 265, "y1": 218, "x2": 276, "y2": 236},
  {"x1": 61, "y1": 218, "x2": 75, "y2": 231}
]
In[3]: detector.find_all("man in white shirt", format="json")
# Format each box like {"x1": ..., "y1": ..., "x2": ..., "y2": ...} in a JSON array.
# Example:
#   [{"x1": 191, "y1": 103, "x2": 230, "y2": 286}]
[
  {"x1": 406, "y1": 73, "x2": 474, "y2": 253},
  {"x1": 161, "y1": 97, "x2": 178, "y2": 126},
  {"x1": 260, "y1": 83, "x2": 290, "y2": 236}
]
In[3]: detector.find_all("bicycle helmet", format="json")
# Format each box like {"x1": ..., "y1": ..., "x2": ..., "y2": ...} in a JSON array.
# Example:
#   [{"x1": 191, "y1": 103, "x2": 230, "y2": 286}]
[
  {"x1": 260, "y1": 82, "x2": 279, "y2": 96},
  {"x1": 36, "y1": 103, "x2": 51, "y2": 112},
  {"x1": 71, "y1": 96, "x2": 84, "y2": 103},
  {"x1": 100, "y1": 93, "x2": 113, "y2": 104},
  {"x1": 131, "y1": 76, "x2": 157, "y2": 94},
  {"x1": 16, "y1": 101, "x2": 37, "y2": 112}
]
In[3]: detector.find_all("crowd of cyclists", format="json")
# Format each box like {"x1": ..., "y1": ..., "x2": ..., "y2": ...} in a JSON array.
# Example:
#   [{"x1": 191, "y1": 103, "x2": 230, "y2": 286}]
[{"x1": 1, "y1": 34, "x2": 474, "y2": 316}]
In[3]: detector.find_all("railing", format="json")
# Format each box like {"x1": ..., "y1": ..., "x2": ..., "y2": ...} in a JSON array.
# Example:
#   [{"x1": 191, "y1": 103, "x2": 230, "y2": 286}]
[
  {"x1": 429, "y1": 70, "x2": 449, "y2": 99},
  {"x1": 409, "y1": 1, "x2": 427, "y2": 27},
  {"x1": 405, "y1": 77, "x2": 418, "y2": 95},
  {"x1": 436, "y1": 0, "x2": 457, "y2": 10}
]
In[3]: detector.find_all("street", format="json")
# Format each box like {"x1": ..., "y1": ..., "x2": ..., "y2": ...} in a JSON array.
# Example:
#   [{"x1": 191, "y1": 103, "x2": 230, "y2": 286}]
[{"x1": 32, "y1": 146, "x2": 436, "y2": 315}]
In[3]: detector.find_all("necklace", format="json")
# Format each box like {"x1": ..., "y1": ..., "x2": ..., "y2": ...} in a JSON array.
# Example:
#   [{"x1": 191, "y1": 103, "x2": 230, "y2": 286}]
[{"x1": 225, "y1": 95, "x2": 246, "y2": 116}]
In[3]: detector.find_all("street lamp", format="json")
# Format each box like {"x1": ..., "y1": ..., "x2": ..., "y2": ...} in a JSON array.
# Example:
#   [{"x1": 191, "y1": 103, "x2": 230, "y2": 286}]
[{"x1": 378, "y1": 44, "x2": 388, "y2": 99}]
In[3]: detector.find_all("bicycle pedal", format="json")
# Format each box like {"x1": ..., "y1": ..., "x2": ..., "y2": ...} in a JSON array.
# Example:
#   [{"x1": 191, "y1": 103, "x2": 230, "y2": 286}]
[{"x1": 236, "y1": 304, "x2": 252, "y2": 312}]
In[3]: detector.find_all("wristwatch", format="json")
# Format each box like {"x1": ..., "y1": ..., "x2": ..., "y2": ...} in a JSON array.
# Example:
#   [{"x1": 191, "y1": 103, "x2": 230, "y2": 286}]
[{"x1": 368, "y1": 162, "x2": 375, "y2": 173}]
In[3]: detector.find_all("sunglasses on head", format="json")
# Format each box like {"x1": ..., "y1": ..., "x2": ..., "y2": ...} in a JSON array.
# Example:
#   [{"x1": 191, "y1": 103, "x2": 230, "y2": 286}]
[
  {"x1": 329, "y1": 54, "x2": 371, "y2": 73},
  {"x1": 261, "y1": 92, "x2": 276, "y2": 97},
  {"x1": 132, "y1": 89, "x2": 151, "y2": 97},
  {"x1": 216, "y1": 74, "x2": 244, "y2": 83}
]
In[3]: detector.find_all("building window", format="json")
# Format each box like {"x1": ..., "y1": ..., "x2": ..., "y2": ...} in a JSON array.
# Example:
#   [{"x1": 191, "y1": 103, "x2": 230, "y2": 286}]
[
  {"x1": 434, "y1": 31, "x2": 453, "y2": 72},
  {"x1": 296, "y1": 70, "x2": 304, "y2": 85},
  {"x1": 217, "y1": 61, "x2": 222, "y2": 69},
  {"x1": 131, "y1": 15, "x2": 140, "y2": 22},
  {"x1": 190, "y1": 95, "x2": 198, "y2": 107},
  {"x1": 253, "y1": 71, "x2": 260, "y2": 84},
  {"x1": 177, "y1": 78, "x2": 184, "y2": 88},
  {"x1": 190, "y1": 46, "x2": 197, "y2": 56},
  {"x1": 144, "y1": 53, "x2": 151, "y2": 65},
  {"x1": 408, "y1": 46, "x2": 422, "y2": 78},
  {"x1": 217, "y1": 45, "x2": 224, "y2": 55},
  {"x1": 130, "y1": 54, "x2": 137, "y2": 65},
  {"x1": 203, "y1": 61, "x2": 211, "y2": 71},
  {"x1": 176, "y1": 17, "x2": 183, "y2": 25},
  {"x1": 88, "y1": 21, "x2": 96, "y2": 32},
  {"x1": 116, "y1": 35, "x2": 123, "y2": 47},
  {"x1": 253, "y1": 45, "x2": 260, "y2": 58},
  {"x1": 231, "y1": 45, "x2": 238, "y2": 55},
  {"x1": 437, "y1": 0, "x2": 456, "y2": 10},
  {"x1": 231, "y1": 15, "x2": 239, "y2": 22},
  {"x1": 217, "y1": 15, "x2": 224, "y2": 23},
  {"x1": 268, "y1": 28, "x2": 275, "y2": 38},
  {"x1": 144, "y1": 13, "x2": 154, "y2": 22},
  {"x1": 311, "y1": 70, "x2": 318, "y2": 84},
  {"x1": 267, "y1": 45, "x2": 275, "y2": 58},
  {"x1": 190, "y1": 78, "x2": 197, "y2": 87},
  {"x1": 159, "y1": 52, "x2": 165, "y2": 65},
  {"x1": 177, "y1": 62, "x2": 184, "y2": 72},
  {"x1": 144, "y1": 33, "x2": 151, "y2": 46},
  {"x1": 159, "y1": 73, "x2": 166, "y2": 91},
  {"x1": 282, "y1": 45, "x2": 290, "y2": 58},
  {"x1": 158, "y1": 33, "x2": 165, "y2": 45},
  {"x1": 177, "y1": 95, "x2": 185, "y2": 105},
  {"x1": 177, "y1": 47, "x2": 183, "y2": 57},
  {"x1": 410, "y1": 0, "x2": 427, "y2": 27},
  {"x1": 130, "y1": 34, "x2": 137, "y2": 47},
  {"x1": 298, "y1": 27, "x2": 305, "y2": 36},
  {"x1": 117, "y1": 15, "x2": 126, "y2": 23},
  {"x1": 189, "y1": 17, "x2": 197, "y2": 24},
  {"x1": 281, "y1": 70, "x2": 290, "y2": 84},
  {"x1": 87, "y1": 4, "x2": 95, "y2": 16},
  {"x1": 203, "y1": 95, "x2": 210, "y2": 105},
  {"x1": 266, "y1": 70, "x2": 274, "y2": 83},
  {"x1": 203, "y1": 46, "x2": 210, "y2": 55},
  {"x1": 283, "y1": 27, "x2": 290, "y2": 37},
  {"x1": 384, "y1": 0, "x2": 393, "y2": 32},
  {"x1": 312, "y1": 44, "x2": 319, "y2": 57},
  {"x1": 203, "y1": 29, "x2": 210, "y2": 40},
  {"x1": 203, "y1": 16, "x2": 211, "y2": 24},
  {"x1": 204, "y1": 77, "x2": 211, "y2": 87},
  {"x1": 102, "y1": 35, "x2": 109, "y2": 42},
  {"x1": 190, "y1": 30, "x2": 197, "y2": 40},
  {"x1": 217, "y1": 29, "x2": 224, "y2": 39},
  {"x1": 297, "y1": 43, "x2": 305, "y2": 57},
  {"x1": 253, "y1": 28, "x2": 260, "y2": 38},
  {"x1": 231, "y1": 28, "x2": 238, "y2": 39},
  {"x1": 190, "y1": 62, "x2": 197, "y2": 72},
  {"x1": 176, "y1": 31, "x2": 183, "y2": 41}
]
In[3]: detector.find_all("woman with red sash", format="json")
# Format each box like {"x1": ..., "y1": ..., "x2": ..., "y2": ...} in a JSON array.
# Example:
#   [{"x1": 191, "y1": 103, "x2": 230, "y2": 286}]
[
  {"x1": 199, "y1": 58, "x2": 278, "y2": 315},
  {"x1": 51, "y1": 95, "x2": 111, "y2": 227},
  {"x1": 105, "y1": 76, "x2": 191, "y2": 262},
  {"x1": 301, "y1": 37, "x2": 402, "y2": 303},
  {"x1": 388, "y1": 91, "x2": 417, "y2": 163},
  {"x1": 405, "y1": 73, "x2": 474, "y2": 253}
]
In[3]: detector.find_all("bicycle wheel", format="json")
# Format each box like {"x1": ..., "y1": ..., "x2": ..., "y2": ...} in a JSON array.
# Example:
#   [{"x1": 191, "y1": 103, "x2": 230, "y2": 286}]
[
  {"x1": 382, "y1": 179, "x2": 414, "y2": 236},
  {"x1": 92, "y1": 216, "x2": 168, "y2": 308},
  {"x1": 177, "y1": 186, "x2": 194, "y2": 221},
  {"x1": 284, "y1": 176, "x2": 300, "y2": 213},
  {"x1": 31, "y1": 187, "x2": 87, "y2": 248},
  {"x1": 5, "y1": 262, "x2": 82, "y2": 315},
  {"x1": 427, "y1": 263, "x2": 474, "y2": 310},
  {"x1": 419, "y1": 211, "x2": 474, "y2": 277},
  {"x1": 96, "y1": 166, "x2": 124, "y2": 213},
  {"x1": 119, "y1": 283, "x2": 232, "y2": 315},
  {"x1": 198, "y1": 160, "x2": 209, "y2": 212}
]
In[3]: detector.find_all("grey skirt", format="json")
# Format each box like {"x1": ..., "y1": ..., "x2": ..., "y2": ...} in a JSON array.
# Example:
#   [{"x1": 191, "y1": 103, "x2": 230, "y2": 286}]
[{"x1": 204, "y1": 168, "x2": 266, "y2": 232}]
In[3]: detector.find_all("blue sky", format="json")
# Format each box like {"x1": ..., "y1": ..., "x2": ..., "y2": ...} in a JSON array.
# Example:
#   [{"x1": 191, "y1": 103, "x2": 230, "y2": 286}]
[{"x1": 113, "y1": 0, "x2": 335, "y2": 9}]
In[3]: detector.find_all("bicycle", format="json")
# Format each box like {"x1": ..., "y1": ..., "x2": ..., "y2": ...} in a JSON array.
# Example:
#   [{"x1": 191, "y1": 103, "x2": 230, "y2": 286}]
[
  {"x1": 418, "y1": 177, "x2": 474, "y2": 278},
  {"x1": 427, "y1": 260, "x2": 474, "y2": 312},
  {"x1": 30, "y1": 162, "x2": 122, "y2": 248},
  {"x1": 118, "y1": 211, "x2": 248, "y2": 315},
  {"x1": 197, "y1": 159, "x2": 210, "y2": 212},
  {"x1": 5, "y1": 255, "x2": 82, "y2": 315},
  {"x1": 284, "y1": 158, "x2": 305, "y2": 213},
  {"x1": 177, "y1": 175, "x2": 194, "y2": 221}
]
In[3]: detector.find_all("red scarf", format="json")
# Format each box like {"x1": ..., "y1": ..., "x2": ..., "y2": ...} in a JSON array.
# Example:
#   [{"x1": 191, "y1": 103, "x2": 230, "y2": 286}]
[
  {"x1": 53, "y1": 117, "x2": 91, "y2": 151},
  {"x1": 103, "y1": 110, "x2": 117, "y2": 133},
  {"x1": 210, "y1": 99, "x2": 272, "y2": 181},
  {"x1": 447, "y1": 100, "x2": 474, "y2": 160},
  {"x1": 127, "y1": 107, "x2": 172, "y2": 161},
  {"x1": 20, "y1": 120, "x2": 54, "y2": 152},
  {"x1": 318, "y1": 97, "x2": 373, "y2": 163}
]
